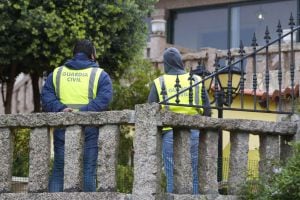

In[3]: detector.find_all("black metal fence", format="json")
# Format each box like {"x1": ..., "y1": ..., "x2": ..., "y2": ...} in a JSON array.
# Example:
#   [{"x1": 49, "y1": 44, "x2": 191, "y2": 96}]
[{"x1": 159, "y1": 13, "x2": 300, "y2": 115}]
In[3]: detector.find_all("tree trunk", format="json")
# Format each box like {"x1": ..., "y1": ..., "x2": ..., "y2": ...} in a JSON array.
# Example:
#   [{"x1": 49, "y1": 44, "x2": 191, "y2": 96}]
[
  {"x1": 4, "y1": 64, "x2": 17, "y2": 114},
  {"x1": 30, "y1": 72, "x2": 41, "y2": 112}
]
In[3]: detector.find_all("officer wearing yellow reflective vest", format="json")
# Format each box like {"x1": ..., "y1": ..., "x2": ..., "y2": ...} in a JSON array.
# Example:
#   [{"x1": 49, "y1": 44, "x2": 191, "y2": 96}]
[
  {"x1": 154, "y1": 73, "x2": 203, "y2": 116},
  {"x1": 148, "y1": 47, "x2": 211, "y2": 194},
  {"x1": 41, "y1": 40, "x2": 113, "y2": 192}
]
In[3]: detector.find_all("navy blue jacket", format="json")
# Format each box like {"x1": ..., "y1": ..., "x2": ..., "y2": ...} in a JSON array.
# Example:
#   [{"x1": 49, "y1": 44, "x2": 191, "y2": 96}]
[
  {"x1": 41, "y1": 53, "x2": 113, "y2": 147},
  {"x1": 41, "y1": 53, "x2": 113, "y2": 112}
]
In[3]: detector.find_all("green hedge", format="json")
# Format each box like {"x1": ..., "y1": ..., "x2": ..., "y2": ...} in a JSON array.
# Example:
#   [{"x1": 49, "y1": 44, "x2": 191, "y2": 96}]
[{"x1": 117, "y1": 165, "x2": 133, "y2": 193}]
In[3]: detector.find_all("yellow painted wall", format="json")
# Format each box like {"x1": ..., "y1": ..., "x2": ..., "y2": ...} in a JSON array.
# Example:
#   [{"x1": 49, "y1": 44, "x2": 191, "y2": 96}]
[
  {"x1": 209, "y1": 94, "x2": 278, "y2": 150},
  {"x1": 212, "y1": 95, "x2": 277, "y2": 150}
]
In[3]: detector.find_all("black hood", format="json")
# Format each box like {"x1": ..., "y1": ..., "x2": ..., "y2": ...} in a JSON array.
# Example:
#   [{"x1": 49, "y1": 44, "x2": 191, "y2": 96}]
[{"x1": 163, "y1": 47, "x2": 186, "y2": 75}]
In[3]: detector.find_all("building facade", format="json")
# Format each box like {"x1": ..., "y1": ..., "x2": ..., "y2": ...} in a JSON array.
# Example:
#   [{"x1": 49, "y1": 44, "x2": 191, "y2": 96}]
[
  {"x1": 149, "y1": 0, "x2": 300, "y2": 106},
  {"x1": 150, "y1": 0, "x2": 299, "y2": 57},
  {"x1": 148, "y1": 0, "x2": 300, "y2": 170}
]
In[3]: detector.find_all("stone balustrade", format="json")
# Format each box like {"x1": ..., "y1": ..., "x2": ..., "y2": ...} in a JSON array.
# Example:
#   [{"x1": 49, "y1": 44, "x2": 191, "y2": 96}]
[{"x1": 0, "y1": 103, "x2": 299, "y2": 200}]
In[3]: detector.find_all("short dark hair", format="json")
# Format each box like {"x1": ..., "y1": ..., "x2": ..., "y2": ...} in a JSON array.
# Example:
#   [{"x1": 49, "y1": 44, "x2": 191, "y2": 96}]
[{"x1": 73, "y1": 39, "x2": 96, "y2": 59}]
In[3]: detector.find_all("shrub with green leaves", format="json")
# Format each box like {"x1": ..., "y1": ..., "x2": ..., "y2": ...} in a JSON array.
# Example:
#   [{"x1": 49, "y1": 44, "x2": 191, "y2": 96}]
[
  {"x1": 110, "y1": 57, "x2": 161, "y2": 110},
  {"x1": 12, "y1": 128, "x2": 30, "y2": 177},
  {"x1": 0, "y1": 0, "x2": 157, "y2": 77},
  {"x1": 239, "y1": 142, "x2": 300, "y2": 200},
  {"x1": 117, "y1": 165, "x2": 133, "y2": 193},
  {"x1": 0, "y1": 0, "x2": 157, "y2": 113}
]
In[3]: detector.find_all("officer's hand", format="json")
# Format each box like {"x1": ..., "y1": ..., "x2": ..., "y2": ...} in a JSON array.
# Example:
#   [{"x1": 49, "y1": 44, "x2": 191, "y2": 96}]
[{"x1": 62, "y1": 108, "x2": 73, "y2": 112}]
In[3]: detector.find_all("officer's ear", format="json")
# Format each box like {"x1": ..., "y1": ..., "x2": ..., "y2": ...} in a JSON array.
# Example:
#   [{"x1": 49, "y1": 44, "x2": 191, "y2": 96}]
[
  {"x1": 91, "y1": 47, "x2": 96, "y2": 61},
  {"x1": 91, "y1": 53, "x2": 96, "y2": 61}
]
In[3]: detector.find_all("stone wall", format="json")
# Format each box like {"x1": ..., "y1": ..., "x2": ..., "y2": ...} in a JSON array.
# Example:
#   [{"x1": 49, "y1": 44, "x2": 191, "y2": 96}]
[{"x1": 0, "y1": 104, "x2": 299, "y2": 199}]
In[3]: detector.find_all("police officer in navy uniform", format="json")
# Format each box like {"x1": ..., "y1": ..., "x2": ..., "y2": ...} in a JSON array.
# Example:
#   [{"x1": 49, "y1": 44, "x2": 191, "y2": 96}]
[
  {"x1": 148, "y1": 47, "x2": 211, "y2": 194},
  {"x1": 41, "y1": 40, "x2": 113, "y2": 192}
]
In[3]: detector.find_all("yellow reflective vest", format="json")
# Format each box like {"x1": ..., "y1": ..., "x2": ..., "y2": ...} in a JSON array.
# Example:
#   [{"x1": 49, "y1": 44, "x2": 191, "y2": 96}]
[
  {"x1": 53, "y1": 66, "x2": 103, "y2": 110},
  {"x1": 154, "y1": 73, "x2": 204, "y2": 131},
  {"x1": 154, "y1": 73, "x2": 203, "y2": 131}
]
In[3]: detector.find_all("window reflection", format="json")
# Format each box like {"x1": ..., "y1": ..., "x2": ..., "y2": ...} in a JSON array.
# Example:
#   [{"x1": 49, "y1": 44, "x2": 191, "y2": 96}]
[
  {"x1": 237, "y1": 0, "x2": 297, "y2": 47},
  {"x1": 170, "y1": 0, "x2": 297, "y2": 50},
  {"x1": 172, "y1": 8, "x2": 228, "y2": 50}
]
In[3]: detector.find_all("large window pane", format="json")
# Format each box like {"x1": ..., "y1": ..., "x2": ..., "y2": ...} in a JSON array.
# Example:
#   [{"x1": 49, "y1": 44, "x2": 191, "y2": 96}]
[
  {"x1": 172, "y1": 8, "x2": 228, "y2": 50},
  {"x1": 235, "y1": 0, "x2": 297, "y2": 47}
]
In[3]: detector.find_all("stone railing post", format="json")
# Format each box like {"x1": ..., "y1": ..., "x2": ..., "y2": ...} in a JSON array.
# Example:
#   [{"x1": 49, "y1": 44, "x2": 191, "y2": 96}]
[
  {"x1": 259, "y1": 135, "x2": 280, "y2": 176},
  {"x1": 28, "y1": 127, "x2": 50, "y2": 192},
  {"x1": 280, "y1": 114, "x2": 300, "y2": 162},
  {"x1": 173, "y1": 128, "x2": 193, "y2": 194},
  {"x1": 0, "y1": 128, "x2": 13, "y2": 193},
  {"x1": 199, "y1": 129, "x2": 219, "y2": 194},
  {"x1": 280, "y1": 135, "x2": 294, "y2": 163},
  {"x1": 228, "y1": 131, "x2": 249, "y2": 194},
  {"x1": 97, "y1": 125, "x2": 120, "y2": 192},
  {"x1": 292, "y1": 114, "x2": 300, "y2": 142},
  {"x1": 132, "y1": 104, "x2": 162, "y2": 200},
  {"x1": 279, "y1": 115, "x2": 300, "y2": 161},
  {"x1": 64, "y1": 125, "x2": 84, "y2": 192}
]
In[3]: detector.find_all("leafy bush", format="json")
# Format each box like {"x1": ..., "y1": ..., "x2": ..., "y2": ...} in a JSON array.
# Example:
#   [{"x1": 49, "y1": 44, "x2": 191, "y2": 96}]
[
  {"x1": 110, "y1": 57, "x2": 161, "y2": 110},
  {"x1": 12, "y1": 128, "x2": 30, "y2": 177},
  {"x1": 117, "y1": 165, "x2": 133, "y2": 193},
  {"x1": 268, "y1": 142, "x2": 300, "y2": 200},
  {"x1": 239, "y1": 142, "x2": 300, "y2": 200}
]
